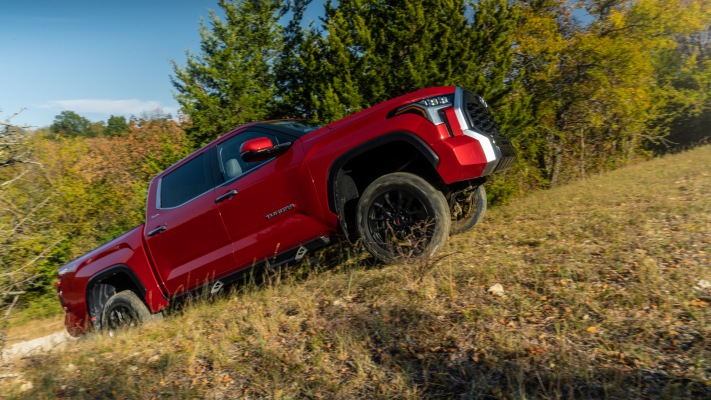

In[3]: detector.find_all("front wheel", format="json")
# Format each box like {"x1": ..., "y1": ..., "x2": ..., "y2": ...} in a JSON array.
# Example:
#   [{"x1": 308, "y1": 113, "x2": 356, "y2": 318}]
[
  {"x1": 449, "y1": 185, "x2": 487, "y2": 235},
  {"x1": 100, "y1": 290, "x2": 155, "y2": 335},
  {"x1": 356, "y1": 172, "x2": 450, "y2": 263}
]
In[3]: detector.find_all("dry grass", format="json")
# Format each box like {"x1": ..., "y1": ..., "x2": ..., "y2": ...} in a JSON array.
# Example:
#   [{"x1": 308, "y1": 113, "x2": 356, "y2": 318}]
[
  {"x1": 2, "y1": 146, "x2": 710, "y2": 399},
  {"x1": 4, "y1": 315, "x2": 65, "y2": 343}
]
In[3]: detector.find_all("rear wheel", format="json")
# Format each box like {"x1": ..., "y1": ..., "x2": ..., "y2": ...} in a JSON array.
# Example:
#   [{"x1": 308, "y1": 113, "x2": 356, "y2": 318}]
[
  {"x1": 450, "y1": 185, "x2": 487, "y2": 234},
  {"x1": 356, "y1": 172, "x2": 450, "y2": 263},
  {"x1": 100, "y1": 290, "x2": 154, "y2": 336}
]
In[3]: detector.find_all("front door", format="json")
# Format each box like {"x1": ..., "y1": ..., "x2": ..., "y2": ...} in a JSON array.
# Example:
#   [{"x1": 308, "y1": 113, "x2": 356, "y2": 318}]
[
  {"x1": 213, "y1": 129, "x2": 330, "y2": 268},
  {"x1": 144, "y1": 149, "x2": 236, "y2": 296}
]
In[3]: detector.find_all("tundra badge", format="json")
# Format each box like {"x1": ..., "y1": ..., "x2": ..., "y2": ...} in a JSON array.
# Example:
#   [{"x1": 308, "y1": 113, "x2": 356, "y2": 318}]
[{"x1": 265, "y1": 203, "x2": 295, "y2": 220}]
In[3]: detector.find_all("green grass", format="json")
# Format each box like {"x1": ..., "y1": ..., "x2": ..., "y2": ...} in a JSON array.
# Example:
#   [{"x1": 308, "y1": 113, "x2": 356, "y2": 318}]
[{"x1": 3, "y1": 146, "x2": 710, "y2": 399}]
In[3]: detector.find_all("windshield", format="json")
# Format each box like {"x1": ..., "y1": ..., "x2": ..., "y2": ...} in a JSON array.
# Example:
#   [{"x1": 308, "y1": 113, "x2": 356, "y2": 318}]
[{"x1": 264, "y1": 120, "x2": 322, "y2": 137}]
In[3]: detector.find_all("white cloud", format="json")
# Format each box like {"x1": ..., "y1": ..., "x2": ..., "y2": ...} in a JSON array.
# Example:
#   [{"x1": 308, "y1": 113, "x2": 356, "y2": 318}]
[{"x1": 42, "y1": 99, "x2": 178, "y2": 117}]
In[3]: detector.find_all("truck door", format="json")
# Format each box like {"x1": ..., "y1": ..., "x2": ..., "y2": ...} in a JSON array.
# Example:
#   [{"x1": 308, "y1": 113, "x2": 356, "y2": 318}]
[
  {"x1": 143, "y1": 148, "x2": 236, "y2": 296},
  {"x1": 212, "y1": 128, "x2": 330, "y2": 269}
]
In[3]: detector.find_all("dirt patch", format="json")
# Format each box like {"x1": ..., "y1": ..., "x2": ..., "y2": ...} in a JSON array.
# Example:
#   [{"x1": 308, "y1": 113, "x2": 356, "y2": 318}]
[
  {"x1": 0, "y1": 330, "x2": 76, "y2": 395},
  {"x1": 2, "y1": 331, "x2": 74, "y2": 363}
]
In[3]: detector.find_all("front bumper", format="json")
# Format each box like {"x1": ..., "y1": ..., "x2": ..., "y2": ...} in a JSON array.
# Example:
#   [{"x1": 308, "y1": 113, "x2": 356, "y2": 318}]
[
  {"x1": 431, "y1": 134, "x2": 515, "y2": 184},
  {"x1": 64, "y1": 310, "x2": 89, "y2": 337}
]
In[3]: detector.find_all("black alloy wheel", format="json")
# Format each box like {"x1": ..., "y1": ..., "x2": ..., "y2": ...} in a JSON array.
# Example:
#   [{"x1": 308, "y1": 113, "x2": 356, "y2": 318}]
[
  {"x1": 357, "y1": 172, "x2": 450, "y2": 263},
  {"x1": 100, "y1": 290, "x2": 153, "y2": 336}
]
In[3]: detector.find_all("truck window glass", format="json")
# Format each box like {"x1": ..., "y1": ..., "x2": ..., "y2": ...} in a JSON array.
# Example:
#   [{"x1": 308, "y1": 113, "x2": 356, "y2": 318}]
[
  {"x1": 160, "y1": 153, "x2": 213, "y2": 208},
  {"x1": 217, "y1": 132, "x2": 280, "y2": 182}
]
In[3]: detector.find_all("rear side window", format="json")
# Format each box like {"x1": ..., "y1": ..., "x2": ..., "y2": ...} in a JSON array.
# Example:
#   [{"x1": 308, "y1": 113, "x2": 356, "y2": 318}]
[{"x1": 159, "y1": 153, "x2": 214, "y2": 208}]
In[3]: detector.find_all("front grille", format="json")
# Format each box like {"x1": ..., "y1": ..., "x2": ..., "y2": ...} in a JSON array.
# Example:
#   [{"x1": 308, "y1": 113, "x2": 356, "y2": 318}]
[
  {"x1": 461, "y1": 90, "x2": 516, "y2": 173},
  {"x1": 465, "y1": 96, "x2": 500, "y2": 136}
]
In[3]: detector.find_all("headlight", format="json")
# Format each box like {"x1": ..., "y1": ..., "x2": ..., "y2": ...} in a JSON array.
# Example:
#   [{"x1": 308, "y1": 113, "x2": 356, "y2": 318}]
[
  {"x1": 58, "y1": 263, "x2": 78, "y2": 277},
  {"x1": 418, "y1": 95, "x2": 452, "y2": 107},
  {"x1": 390, "y1": 94, "x2": 455, "y2": 126}
]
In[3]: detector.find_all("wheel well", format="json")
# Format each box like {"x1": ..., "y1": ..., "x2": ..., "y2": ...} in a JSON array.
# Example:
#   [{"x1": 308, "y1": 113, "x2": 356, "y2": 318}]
[
  {"x1": 331, "y1": 138, "x2": 445, "y2": 238},
  {"x1": 86, "y1": 266, "x2": 147, "y2": 324}
]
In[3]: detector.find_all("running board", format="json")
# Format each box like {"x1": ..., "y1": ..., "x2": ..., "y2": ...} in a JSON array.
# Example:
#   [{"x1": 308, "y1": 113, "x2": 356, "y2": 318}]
[{"x1": 171, "y1": 236, "x2": 331, "y2": 303}]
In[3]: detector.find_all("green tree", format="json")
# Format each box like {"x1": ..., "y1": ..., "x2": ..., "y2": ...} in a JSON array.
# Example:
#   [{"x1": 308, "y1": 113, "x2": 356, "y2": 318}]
[
  {"x1": 280, "y1": 0, "x2": 530, "y2": 132},
  {"x1": 50, "y1": 110, "x2": 91, "y2": 136},
  {"x1": 653, "y1": 21, "x2": 711, "y2": 150},
  {"x1": 273, "y1": 0, "x2": 315, "y2": 118},
  {"x1": 171, "y1": 0, "x2": 284, "y2": 146},
  {"x1": 105, "y1": 115, "x2": 129, "y2": 136}
]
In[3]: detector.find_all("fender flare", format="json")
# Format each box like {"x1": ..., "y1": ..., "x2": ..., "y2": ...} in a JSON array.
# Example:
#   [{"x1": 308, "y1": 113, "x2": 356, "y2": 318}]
[
  {"x1": 326, "y1": 131, "x2": 440, "y2": 215},
  {"x1": 86, "y1": 264, "x2": 148, "y2": 321},
  {"x1": 326, "y1": 132, "x2": 440, "y2": 236}
]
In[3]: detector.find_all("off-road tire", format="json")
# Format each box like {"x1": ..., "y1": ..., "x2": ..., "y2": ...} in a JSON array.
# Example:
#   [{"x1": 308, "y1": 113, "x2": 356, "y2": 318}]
[
  {"x1": 100, "y1": 290, "x2": 155, "y2": 336},
  {"x1": 356, "y1": 172, "x2": 450, "y2": 263},
  {"x1": 450, "y1": 185, "x2": 487, "y2": 235}
]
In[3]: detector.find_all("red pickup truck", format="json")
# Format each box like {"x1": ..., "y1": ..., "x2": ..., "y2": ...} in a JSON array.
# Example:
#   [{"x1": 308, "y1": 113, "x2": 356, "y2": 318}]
[{"x1": 57, "y1": 86, "x2": 515, "y2": 336}]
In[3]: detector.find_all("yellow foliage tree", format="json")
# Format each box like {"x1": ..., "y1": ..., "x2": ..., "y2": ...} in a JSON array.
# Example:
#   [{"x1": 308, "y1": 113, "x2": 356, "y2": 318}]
[
  {"x1": 1, "y1": 115, "x2": 189, "y2": 318},
  {"x1": 512, "y1": 0, "x2": 711, "y2": 187}
]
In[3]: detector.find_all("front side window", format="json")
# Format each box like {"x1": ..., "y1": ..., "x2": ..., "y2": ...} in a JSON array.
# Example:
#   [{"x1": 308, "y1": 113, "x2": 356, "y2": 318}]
[
  {"x1": 160, "y1": 153, "x2": 213, "y2": 208},
  {"x1": 217, "y1": 132, "x2": 281, "y2": 182}
]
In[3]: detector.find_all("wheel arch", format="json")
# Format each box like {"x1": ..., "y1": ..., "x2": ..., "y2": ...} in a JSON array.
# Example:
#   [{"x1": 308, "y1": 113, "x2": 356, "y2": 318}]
[
  {"x1": 86, "y1": 265, "x2": 148, "y2": 325},
  {"x1": 327, "y1": 132, "x2": 444, "y2": 238}
]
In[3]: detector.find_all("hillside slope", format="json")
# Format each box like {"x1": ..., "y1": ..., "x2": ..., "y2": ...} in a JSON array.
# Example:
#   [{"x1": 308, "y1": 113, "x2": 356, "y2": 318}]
[{"x1": 4, "y1": 146, "x2": 710, "y2": 399}]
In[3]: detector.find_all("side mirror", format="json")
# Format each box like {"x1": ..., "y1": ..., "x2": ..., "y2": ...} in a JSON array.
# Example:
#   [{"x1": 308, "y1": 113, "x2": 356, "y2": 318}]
[{"x1": 240, "y1": 137, "x2": 292, "y2": 163}]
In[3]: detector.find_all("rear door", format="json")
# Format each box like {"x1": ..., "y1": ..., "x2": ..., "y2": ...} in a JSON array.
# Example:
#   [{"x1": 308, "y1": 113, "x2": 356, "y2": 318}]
[
  {"x1": 144, "y1": 148, "x2": 236, "y2": 296},
  {"x1": 213, "y1": 127, "x2": 331, "y2": 268}
]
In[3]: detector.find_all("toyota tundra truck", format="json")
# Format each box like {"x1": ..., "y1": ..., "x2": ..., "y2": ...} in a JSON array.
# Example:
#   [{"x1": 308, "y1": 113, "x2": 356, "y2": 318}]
[{"x1": 57, "y1": 86, "x2": 516, "y2": 336}]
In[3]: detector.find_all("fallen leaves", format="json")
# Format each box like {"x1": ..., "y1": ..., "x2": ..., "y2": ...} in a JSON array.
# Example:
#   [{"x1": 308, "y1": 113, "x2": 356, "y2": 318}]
[
  {"x1": 526, "y1": 346, "x2": 549, "y2": 356},
  {"x1": 688, "y1": 299, "x2": 708, "y2": 308}
]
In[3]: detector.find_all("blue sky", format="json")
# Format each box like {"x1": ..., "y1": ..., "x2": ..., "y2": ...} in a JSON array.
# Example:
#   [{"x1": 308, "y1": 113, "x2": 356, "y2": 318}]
[
  {"x1": 1, "y1": 1, "x2": 220, "y2": 128},
  {"x1": 0, "y1": 1, "x2": 321, "y2": 129}
]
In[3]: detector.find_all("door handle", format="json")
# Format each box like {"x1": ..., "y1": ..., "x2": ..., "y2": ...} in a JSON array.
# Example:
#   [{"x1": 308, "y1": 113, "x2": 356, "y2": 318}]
[
  {"x1": 147, "y1": 225, "x2": 167, "y2": 237},
  {"x1": 215, "y1": 189, "x2": 238, "y2": 203}
]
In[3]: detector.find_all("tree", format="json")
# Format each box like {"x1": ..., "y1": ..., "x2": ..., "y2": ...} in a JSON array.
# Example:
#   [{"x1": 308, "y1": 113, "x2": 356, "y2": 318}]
[
  {"x1": 171, "y1": 0, "x2": 709, "y2": 201},
  {"x1": 1, "y1": 112, "x2": 57, "y2": 348},
  {"x1": 50, "y1": 110, "x2": 92, "y2": 136},
  {"x1": 171, "y1": 0, "x2": 284, "y2": 146},
  {"x1": 0, "y1": 111, "x2": 191, "y2": 326},
  {"x1": 654, "y1": 22, "x2": 711, "y2": 150},
  {"x1": 273, "y1": 0, "x2": 316, "y2": 118},
  {"x1": 278, "y1": 0, "x2": 530, "y2": 133},
  {"x1": 105, "y1": 115, "x2": 129, "y2": 136},
  {"x1": 511, "y1": 0, "x2": 576, "y2": 187},
  {"x1": 511, "y1": 0, "x2": 711, "y2": 187}
]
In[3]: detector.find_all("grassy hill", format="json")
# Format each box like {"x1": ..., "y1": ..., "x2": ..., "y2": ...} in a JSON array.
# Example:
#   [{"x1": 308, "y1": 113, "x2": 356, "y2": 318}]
[{"x1": 4, "y1": 146, "x2": 710, "y2": 399}]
